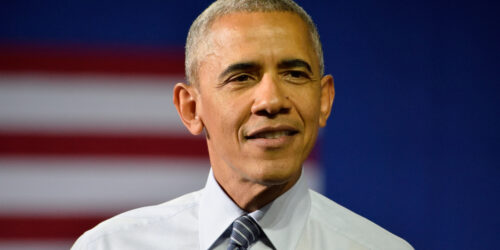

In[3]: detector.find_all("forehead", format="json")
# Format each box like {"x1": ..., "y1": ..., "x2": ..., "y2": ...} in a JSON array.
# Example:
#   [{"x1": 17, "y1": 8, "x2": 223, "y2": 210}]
[
  {"x1": 197, "y1": 11, "x2": 318, "y2": 79},
  {"x1": 210, "y1": 11, "x2": 307, "y2": 35}
]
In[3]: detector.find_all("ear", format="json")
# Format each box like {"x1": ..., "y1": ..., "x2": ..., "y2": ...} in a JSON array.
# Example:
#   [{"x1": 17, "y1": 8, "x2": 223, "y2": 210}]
[
  {"x1": 173, "y1": 83, "x2": 204, "y2": 135},
  {"x1": 318, "y1": 75, "x2": 335, "y2": 127}
]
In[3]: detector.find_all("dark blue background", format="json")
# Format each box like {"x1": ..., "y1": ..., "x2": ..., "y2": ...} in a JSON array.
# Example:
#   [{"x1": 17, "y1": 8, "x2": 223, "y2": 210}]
[{"x1": 2, "y1": 0, "x2": 499, "y2": 249}]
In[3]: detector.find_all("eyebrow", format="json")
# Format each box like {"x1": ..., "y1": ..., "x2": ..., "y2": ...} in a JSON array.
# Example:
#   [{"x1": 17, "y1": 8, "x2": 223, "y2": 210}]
[
  {"x1": 219, "y1": 62, "x2": 260, "y2": 81},
  {"x1": 278, "y1": 59, "x2": 312, "y2": 74}
]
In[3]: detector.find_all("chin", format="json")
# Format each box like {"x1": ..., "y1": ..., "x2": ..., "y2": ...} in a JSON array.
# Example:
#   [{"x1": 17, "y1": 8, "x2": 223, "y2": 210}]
[{"x1": 248, "y1": 161, "x2": 302, "y2": 186}]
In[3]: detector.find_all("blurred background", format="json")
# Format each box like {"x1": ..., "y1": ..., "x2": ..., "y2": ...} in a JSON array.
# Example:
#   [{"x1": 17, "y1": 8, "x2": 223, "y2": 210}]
[{"x1": 0, "y1": 0, "x2": 498, "y2": 249}]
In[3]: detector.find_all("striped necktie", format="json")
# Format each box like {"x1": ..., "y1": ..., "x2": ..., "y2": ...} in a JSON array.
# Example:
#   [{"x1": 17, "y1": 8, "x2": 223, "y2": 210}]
[{"x1": 227, "y1": 214, "x2": 262, "y2": 250}]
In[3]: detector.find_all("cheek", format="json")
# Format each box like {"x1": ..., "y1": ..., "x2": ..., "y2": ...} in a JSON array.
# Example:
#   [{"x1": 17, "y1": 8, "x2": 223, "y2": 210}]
[
  {"x1": 290, "y1": 86, "x2": 322, "y2": 120},
  {"x1": 201, "y1": 94, "x2": 245, "y2": 137}
]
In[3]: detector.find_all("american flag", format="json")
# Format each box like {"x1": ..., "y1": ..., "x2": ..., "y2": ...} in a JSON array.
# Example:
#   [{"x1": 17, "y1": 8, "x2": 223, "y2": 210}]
[{"x1": 0, "y1": 44, "x2": 322, "y2": 249}]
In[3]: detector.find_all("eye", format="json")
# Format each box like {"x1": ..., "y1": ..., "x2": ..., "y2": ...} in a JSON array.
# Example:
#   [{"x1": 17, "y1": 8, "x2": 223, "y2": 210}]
[
  {"x1": 226, "y1": 73, "x2": 257, "y2": 85},
  {"x1": 282, "y1": 70, "x2": 311, "y2": 84},
  {"x1": 232, "y1": 74, "x2": 251, "y2": 82},
  {"x1": 289, "y1": 71, "x2": 306, "y2": 78},
  {"x1": 218, "y1": 73, "x2": 257, "y2": 88}
]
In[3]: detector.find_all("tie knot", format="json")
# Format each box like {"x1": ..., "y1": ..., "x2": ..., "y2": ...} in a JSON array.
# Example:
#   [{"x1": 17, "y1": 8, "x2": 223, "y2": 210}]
[{"x1": 227, "y1": 214, "x2": 262, "y2": 250}]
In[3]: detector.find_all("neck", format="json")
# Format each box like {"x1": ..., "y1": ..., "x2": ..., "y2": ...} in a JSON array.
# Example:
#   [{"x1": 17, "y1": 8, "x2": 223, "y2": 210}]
[{"x1": 212, "y1": 167, "x2": 301, "y2": 212}]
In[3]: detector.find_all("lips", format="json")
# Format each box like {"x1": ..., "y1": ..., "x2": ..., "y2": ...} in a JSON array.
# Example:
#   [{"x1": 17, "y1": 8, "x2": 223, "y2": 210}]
[{"x1": 245, "y1": 126, "x2": 299, "y2": 140}]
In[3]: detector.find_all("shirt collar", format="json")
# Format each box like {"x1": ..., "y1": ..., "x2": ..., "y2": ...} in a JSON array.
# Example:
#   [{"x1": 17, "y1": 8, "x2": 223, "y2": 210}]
[
  {"x1": 199, "y1": 168, "x2": 311, "y2": 250},
  {"x1": 199, "y1": 169, "x2": 245, "y2": 250}
]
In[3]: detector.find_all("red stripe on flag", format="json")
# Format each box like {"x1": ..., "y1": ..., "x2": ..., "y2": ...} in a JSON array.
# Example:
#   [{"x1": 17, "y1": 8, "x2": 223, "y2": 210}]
[
  {"x1": 0, "y1": 44, "x2": 185, "y2": 76},
  {"x1": 0, "y1": 132, "x2": 207, "y2": 158},
  {"x1": 0, "y1": 216, "x2": 107, "y2": 240}
]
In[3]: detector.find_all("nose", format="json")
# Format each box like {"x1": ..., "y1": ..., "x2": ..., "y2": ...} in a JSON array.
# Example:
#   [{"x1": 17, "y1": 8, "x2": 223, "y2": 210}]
[{"x1": 250, "y1": 74, "x2": 291, "y2": 116}]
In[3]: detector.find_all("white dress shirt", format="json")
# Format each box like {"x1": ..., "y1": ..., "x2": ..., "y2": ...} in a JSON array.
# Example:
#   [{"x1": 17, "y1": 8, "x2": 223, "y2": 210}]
[{"x1": 72, "y1": 169, "x2": 413, "y2": 250}]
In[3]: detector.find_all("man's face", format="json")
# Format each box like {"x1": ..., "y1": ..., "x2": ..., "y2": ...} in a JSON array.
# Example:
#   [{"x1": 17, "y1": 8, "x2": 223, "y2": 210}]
[{"x1": 195, "y1": 12, "x2": 333, "y2": 186}]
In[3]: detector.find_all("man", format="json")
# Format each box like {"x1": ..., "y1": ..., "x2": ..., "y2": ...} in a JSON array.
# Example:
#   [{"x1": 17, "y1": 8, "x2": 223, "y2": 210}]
[{"x1": 73, "y1": 0, "x2": 413, "y2": 249}]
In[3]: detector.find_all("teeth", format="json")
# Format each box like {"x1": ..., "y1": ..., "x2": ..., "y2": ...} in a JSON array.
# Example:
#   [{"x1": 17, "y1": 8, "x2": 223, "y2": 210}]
[{"x1": 254, "y1": 131, "x2": 291, "y2": 139}]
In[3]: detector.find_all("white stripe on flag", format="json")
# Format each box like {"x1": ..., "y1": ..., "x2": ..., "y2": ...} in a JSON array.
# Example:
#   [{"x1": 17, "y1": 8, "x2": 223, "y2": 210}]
[
  {"x1": 0, "y1": 157, "x2": 209, "y2": 215},
  {"x1": 0, "y1": 73, "x2": 186, "y2": 134}
]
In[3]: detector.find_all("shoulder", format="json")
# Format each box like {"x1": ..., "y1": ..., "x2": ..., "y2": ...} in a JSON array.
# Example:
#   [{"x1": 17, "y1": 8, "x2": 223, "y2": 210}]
[
  {"x1": 307, "y1": 190, "x2": 413, "y2": 250},
  {"x1": 71, "y1": 190, "x2": 202, "y2": 250}
]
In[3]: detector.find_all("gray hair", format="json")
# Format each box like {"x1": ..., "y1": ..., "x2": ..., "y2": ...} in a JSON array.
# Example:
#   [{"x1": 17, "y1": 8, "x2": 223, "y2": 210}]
[{"x1": 185, "y1": 0, "x2": 324, "y2": 85}]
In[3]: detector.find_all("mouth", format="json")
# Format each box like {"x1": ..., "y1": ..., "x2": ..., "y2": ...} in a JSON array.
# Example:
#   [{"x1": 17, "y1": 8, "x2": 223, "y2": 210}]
[{"x1": 245, "y1": 126, "x2": 299, "y2": 140}]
